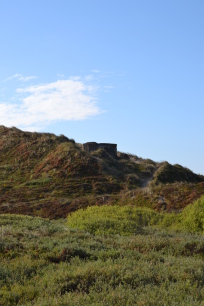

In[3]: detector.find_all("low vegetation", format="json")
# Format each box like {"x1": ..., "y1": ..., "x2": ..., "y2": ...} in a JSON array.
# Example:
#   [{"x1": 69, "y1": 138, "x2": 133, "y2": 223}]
[{"x1": 0, "y1": 197, "x2": 204, "y2": 305}]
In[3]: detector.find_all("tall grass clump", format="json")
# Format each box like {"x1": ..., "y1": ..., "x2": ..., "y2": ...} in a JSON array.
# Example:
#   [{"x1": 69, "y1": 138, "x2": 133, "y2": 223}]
[{"x1": 67, "y1": 205, "x2": 160, "y2": 235}]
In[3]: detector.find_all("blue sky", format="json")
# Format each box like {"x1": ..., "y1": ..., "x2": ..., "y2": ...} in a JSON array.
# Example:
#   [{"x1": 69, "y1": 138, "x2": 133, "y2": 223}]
[{"x1": 0, "y1": 0, "x2": 204, "y2": 174}]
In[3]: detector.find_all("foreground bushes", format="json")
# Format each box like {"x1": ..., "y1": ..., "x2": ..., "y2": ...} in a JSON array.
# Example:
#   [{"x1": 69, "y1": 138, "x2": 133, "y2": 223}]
[
  {"x1": 0, "y1": 197, "x2": 204, "y2": 304},
  {"x1": 1, "y1": 213, "x2": 204, "y2": 305},
  {"x1": 0, "y1": 212, "x2": 204, "y2": 306}
]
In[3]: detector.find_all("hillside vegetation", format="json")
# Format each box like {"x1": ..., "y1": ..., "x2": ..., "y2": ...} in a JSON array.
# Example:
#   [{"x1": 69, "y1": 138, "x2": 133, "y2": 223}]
[
  {"x1": 0, "y1": 125, "x2": 204, "y2": 218},
  {"x1": 1, "y1": 126, "x2": 204, "y2": 305}
]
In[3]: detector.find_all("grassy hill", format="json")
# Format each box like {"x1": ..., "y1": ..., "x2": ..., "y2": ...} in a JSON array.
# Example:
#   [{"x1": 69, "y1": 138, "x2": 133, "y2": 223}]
[
  {"x1": 1, "y1": 126, "x2": 204, "y2": 305},
  {"x1": 0, "y1": 125, "x2": 204, "y2": 218}
]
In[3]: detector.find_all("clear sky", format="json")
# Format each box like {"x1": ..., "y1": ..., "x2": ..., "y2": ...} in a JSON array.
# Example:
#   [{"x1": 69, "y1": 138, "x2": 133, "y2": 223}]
[{"x1": 0, "y1": 1, "x2": 203, "y2": 174}]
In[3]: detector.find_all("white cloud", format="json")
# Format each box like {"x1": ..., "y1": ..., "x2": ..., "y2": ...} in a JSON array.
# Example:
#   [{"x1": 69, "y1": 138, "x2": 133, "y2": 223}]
[
  {"x1": 5, "y1": 74, "x2": 37, "y2": 82},
  {"x1": 0, "y1": 78, "x2": 101, "y2": 131}
]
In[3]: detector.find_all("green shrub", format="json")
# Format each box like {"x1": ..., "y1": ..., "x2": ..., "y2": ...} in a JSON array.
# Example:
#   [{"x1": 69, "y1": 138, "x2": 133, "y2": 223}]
[
  {"x1": 67, "y1": 205, "x2": 160, "y2": 235},
  {"x1": 181, "y1": 196, "x2": 204, "y2": 232},
  {"x1": 67, "y1": 197, "x2": 204, "y2": 236},
  {"x1": 158, "y1": 196, "x2": 204, "y2": 233},
  {"x1": 159, "y1": 212, "x2": 181, "y2": 229}
]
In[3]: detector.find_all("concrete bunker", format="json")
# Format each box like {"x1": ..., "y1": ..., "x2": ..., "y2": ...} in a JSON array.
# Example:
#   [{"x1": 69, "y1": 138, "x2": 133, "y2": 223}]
[{"x1": 82, "y1": 142, "x2": 117, "y2": 158}]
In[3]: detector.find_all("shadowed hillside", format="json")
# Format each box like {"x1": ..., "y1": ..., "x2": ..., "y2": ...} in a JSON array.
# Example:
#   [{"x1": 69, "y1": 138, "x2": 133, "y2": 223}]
[{"x1": 0, "y1": 125, "x2": 204, "y2": 218}]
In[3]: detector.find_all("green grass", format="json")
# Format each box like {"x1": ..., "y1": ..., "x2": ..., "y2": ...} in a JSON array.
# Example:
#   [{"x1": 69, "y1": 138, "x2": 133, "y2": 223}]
[{"x1": 1, "y1": 199, "x2": 204, "y2": 305}]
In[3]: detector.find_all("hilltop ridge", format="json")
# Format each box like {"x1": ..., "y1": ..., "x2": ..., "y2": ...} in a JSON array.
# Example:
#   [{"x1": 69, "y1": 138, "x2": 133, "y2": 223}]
[{"x1": 0, "y1": 125, "x2": 204, "y2": 218}]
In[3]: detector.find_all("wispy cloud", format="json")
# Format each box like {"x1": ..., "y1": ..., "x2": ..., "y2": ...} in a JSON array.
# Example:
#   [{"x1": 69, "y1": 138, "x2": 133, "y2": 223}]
[
  {"x1": 0, "y1": 78, "x2": 101, "y2": 131},
  {"x1": 57, "y1": 73, "x2": 65, "y2": 79},
  {"x1": 91, "y1": 69, "x2": 101, "y2": 73},
  {"x1": 5, "y1": 74, "x2": 37, "y2": 82},
  {"x1": 103, "y1": 85, "x2": 115, "y2": 93}
]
